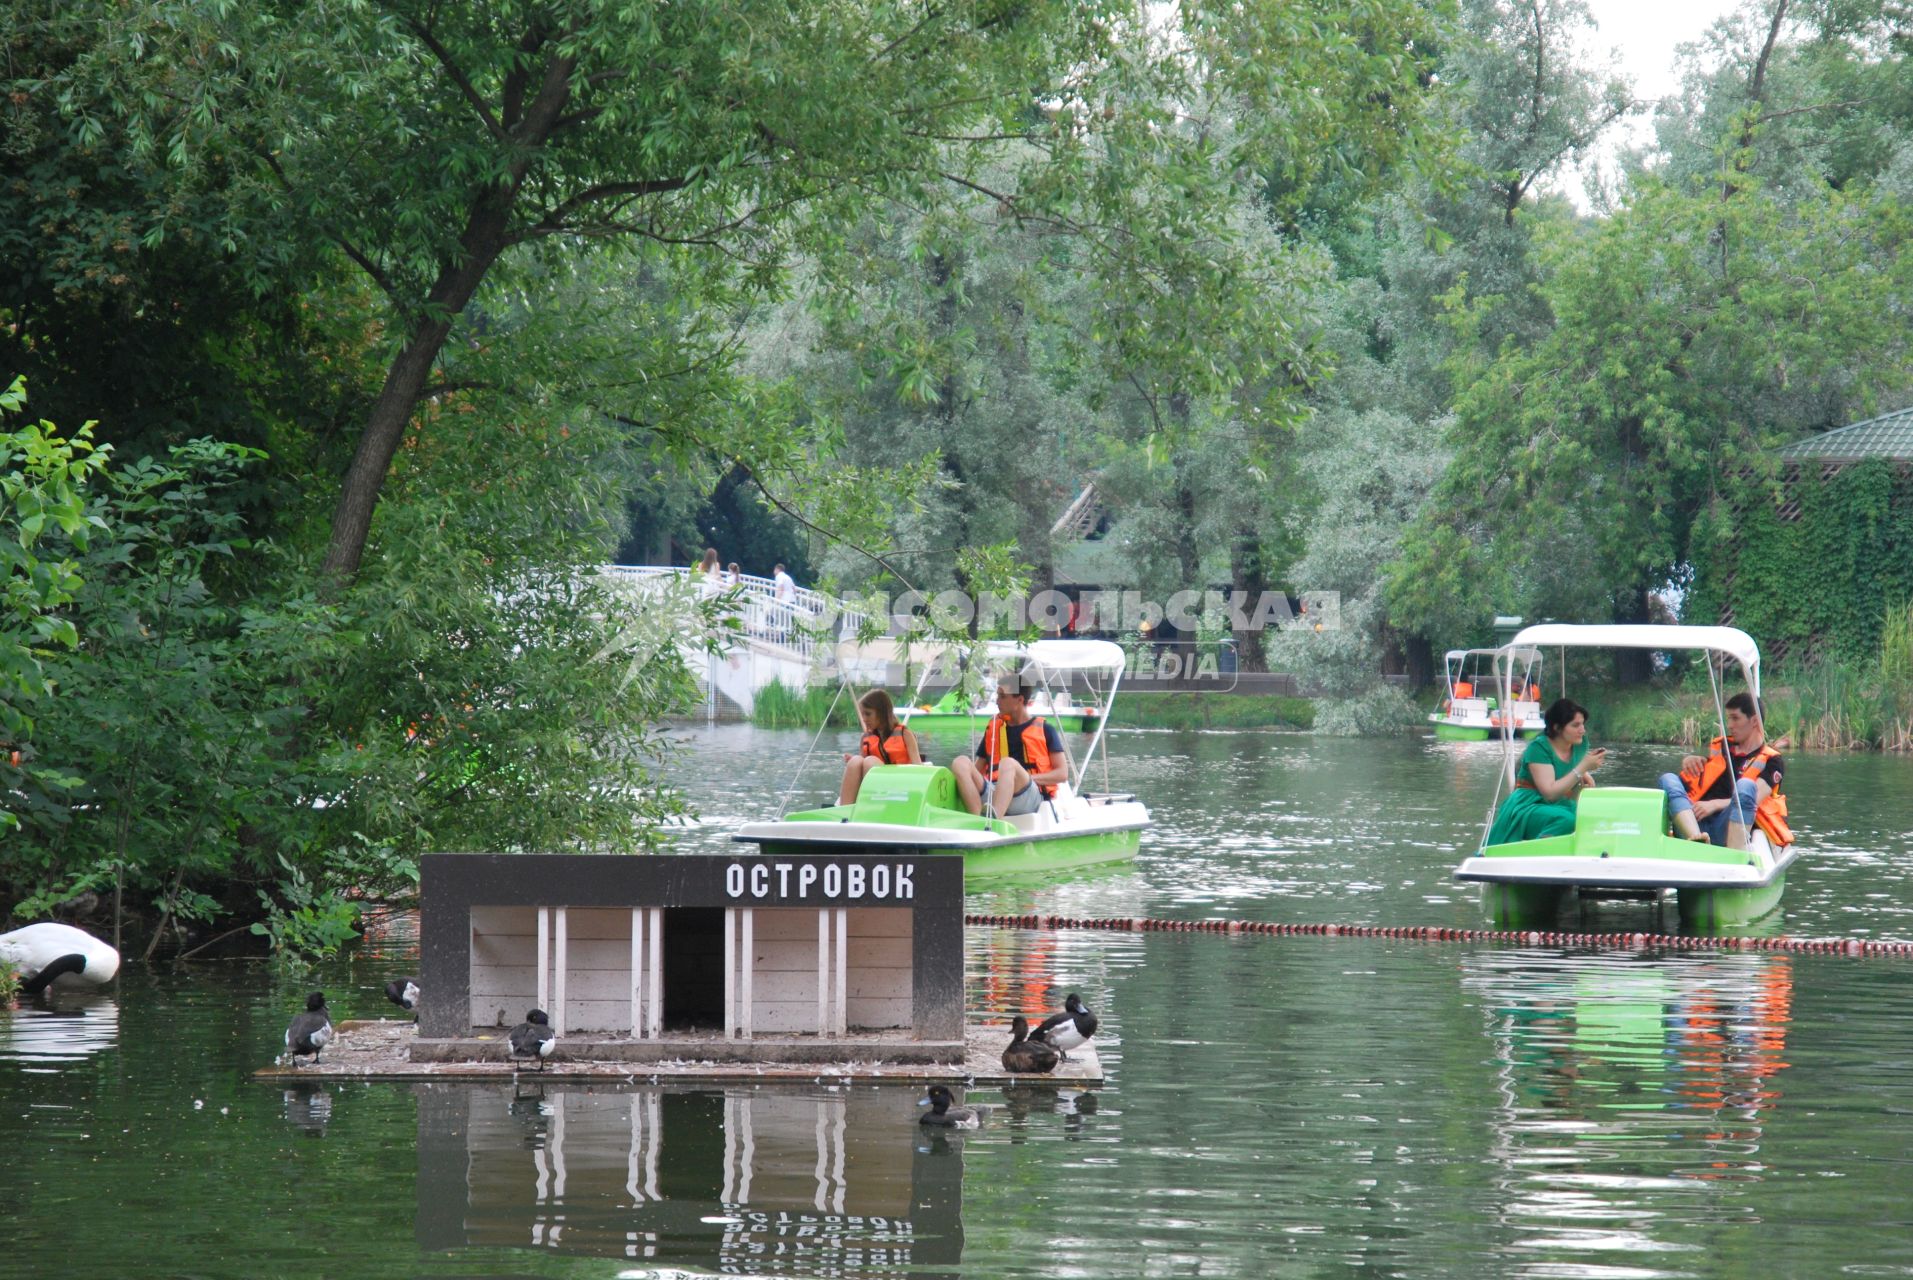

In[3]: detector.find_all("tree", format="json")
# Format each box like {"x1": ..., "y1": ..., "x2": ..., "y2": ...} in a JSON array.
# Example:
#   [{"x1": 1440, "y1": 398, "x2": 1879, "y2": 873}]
[
  {"x1": 0, "y1": 376, "x2": 110, "y2": 832},
  {"x1": 9, "y1": 0, "x2": 1447, "y2": 583},
  {"x1": 1392, "y1": 2, "x2": 1913, "y2": 650}
]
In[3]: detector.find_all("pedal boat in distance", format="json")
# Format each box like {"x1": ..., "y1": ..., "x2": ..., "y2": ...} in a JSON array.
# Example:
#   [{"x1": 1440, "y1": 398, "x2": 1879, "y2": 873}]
[
  {"x1": 1453, "y1": 623, "x2": 1798, "y2": 930},
  {"x1": 1428, "y1": 646, "x2": 1544, "y2": 741}
]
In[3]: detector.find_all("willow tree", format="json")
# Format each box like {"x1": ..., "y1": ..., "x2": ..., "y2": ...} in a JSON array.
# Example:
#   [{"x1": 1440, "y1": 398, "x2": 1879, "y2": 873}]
[{"x1": 11, "y1": 0, "x2": 1447, "y2": 580}]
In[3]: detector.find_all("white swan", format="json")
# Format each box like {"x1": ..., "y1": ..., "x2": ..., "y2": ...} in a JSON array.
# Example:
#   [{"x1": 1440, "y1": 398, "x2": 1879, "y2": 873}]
[{"x1": 0, "y1": 923, "x2": 121, "y2": 996}]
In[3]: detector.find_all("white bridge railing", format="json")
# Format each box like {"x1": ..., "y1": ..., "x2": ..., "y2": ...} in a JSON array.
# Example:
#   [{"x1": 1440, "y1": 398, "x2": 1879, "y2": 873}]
[{"x1": 599, "y1": 566, "x2": 873, "y2": 714}]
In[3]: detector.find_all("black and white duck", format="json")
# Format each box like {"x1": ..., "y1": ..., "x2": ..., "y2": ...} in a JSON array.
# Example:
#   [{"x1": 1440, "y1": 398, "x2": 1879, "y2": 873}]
[
  {"x1": 1001, "y1": 1014, "x2": 1060, "y2": 1074},
  {"x1": 918, "y1": 1084, "x2": 982, "y2": 1129},
  {"x1": 285, "y1": 992, "x2": 334, "y2": 1064},
  {"x1": 1031, "y1": 993, "x2": 1098, "y2": 1061},
  {"x1": 384, "y1": 977, "x2": 420, "y2": 1019},
  {"x1": 508, "y1": 1008, "x2": 556, "y2": 1070}
]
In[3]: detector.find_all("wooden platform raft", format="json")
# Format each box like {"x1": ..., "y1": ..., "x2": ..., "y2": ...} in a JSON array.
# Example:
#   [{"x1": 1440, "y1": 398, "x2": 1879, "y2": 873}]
[
  {"x1": 254, "y1": 1018, "x2": 1104, "y2": 1085},
  {"x1": 271, "y1": 852, "x2": 1100, "y2": 1083}
]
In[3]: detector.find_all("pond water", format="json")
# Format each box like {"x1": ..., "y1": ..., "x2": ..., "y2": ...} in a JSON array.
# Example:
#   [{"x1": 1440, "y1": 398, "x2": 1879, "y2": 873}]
[{"x1": 6, "y1": 727, "x2": 1913, "y2": 1278}]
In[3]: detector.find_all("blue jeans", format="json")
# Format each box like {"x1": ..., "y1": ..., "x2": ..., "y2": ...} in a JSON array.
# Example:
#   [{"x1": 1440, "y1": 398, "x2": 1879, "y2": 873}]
[{"x1": 1659, "y1": 773, "x2": 1760, "y2": 844}]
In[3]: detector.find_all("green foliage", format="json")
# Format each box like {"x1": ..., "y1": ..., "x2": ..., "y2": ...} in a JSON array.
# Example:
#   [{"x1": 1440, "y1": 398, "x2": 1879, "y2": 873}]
[
  {"x1": 1269, "y1": 408, "x2": 1446, "y2": 730},
  {"x1": 1689, "y1": 460, "x2": 1913, "y2": 667},
  {"x1": 1118, "y1": 692, "x2": 1315, "y2": 731},
  {"x1": 3, "y1": 379, "x2": 705, "y2": 955},
  {"x1": 750, "y1": 679, "x2": 857, "y2": 730},
  {"x1": 1396, "y1": 158, "x2": 1913, "y2": 636},
  {"x1": 249, "y1": 856, "x2": 361, "y2": 963},
  {"x1": 0, "y1": 959, "x2": 17, "y2": 1003},
  {"x1": 0, "y1": 377, "x2": 111, "y2": 758}
]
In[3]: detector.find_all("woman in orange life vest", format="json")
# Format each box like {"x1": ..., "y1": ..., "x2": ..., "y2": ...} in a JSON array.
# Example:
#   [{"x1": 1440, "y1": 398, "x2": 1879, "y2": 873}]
[
  {"x1": 837, "y1": 689, "x2": 922, "y2": 805},
  {"x1": 949, "y1": 679, "x2": 1069, "y2": 819},
  {"x1": 1657, "y1": 691, "x2": 1789, "y2": 849}
]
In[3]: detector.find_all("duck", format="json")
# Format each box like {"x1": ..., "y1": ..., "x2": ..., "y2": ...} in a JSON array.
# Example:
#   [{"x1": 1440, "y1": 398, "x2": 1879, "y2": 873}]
[
  {"x1": 1031, "y1": 993, "x2": 1098, "y2": 1061},
  {"x1": 285, "y1": 992, "x2": 334, "y2": 1064},
  {"x1": 384, "y1": 977, "x2": 420, "y2": 1019},
  {"x1": 918, "y1": 1084, "x2": 982, "y2": 1129},
  {"x1": 0, "y1": 922, "x2": 121, "y2": 997},
  {"x1": 1001, "y1": 1014, "x2": 1060, "y2": 1074},
  {"x1": 509, "y1": 1008, "x2": 556, "y2": 1070}
]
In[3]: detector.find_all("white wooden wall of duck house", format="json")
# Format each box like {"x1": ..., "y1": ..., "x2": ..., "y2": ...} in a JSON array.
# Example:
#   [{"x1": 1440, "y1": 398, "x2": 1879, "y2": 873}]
[
  {"x1": 421, "y1": 854, "x2": 962, "y2": 1043},
  {"x1": 467, "y1": 905, "x2": 914, "y2": 1036}
]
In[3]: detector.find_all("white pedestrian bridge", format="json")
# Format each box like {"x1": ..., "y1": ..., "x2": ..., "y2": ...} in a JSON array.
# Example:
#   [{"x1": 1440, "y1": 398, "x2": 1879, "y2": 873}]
[{"x1": 599, "y1": 565, "x2": 887, "y2": 716}]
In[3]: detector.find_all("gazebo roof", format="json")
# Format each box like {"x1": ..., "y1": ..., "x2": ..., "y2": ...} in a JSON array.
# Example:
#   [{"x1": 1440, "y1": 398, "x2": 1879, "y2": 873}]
[{"x1": 1775, "y1": 405, "x2": 1913, "y2": 463}]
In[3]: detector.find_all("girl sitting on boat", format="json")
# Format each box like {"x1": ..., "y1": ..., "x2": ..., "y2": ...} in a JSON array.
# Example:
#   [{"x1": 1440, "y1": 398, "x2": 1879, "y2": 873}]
[
  {"x1": 1485, "y1": 698, "x2": 1609, "y2": 845},
  {"x1": 839, "y1": 689, "x2": 922, "y2": 804}
]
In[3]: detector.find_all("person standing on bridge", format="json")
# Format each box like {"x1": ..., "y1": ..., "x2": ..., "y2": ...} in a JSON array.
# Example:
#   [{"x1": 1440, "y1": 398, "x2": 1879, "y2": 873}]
[{"x1": 772, "y1": 563, "x2": 798, "y2": 642}]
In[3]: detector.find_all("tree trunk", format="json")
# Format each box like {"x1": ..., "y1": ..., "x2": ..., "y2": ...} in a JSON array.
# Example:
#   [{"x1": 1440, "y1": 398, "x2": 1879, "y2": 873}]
[
  {"x1": 1613, "y1": 585, "x2": 1652, "y2": 684},
  {"x1": 319, "y1": 194, "x2": 517, "y2": 578},
  {"x1": 1229, "y1": 525, "x2": 1270, "y2": 672},
  {"x1": 320, "y1": 42, "x2": 577, "y2": 579}
]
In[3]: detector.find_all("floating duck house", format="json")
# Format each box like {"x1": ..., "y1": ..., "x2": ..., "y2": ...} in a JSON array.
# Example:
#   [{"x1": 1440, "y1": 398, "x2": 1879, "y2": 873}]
[{"x1": 417, "y1": 854, "x2": 965, "y2": 1064}]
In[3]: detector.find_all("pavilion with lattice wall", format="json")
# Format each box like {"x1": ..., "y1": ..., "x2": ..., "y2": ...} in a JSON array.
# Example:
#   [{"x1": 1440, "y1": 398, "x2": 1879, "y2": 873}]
[{"x1": 1689, "y1": 406, "x2": 1913, "y2": 667}]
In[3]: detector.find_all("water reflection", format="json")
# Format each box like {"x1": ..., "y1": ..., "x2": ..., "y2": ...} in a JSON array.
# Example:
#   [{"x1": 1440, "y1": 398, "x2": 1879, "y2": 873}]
[
  {"x1": 1466, "y1": 949, "x2": 1793, "y2": 1274},
  {"x1": 282, "y1": 1084, "x2": 334, "y2": 1137},
  {"x1": 0, "y1": 995, "x2": 119, "y2": 1069},
  {"x1": 415, "y1": 1083, "x2": 962, "y2": 1275}
]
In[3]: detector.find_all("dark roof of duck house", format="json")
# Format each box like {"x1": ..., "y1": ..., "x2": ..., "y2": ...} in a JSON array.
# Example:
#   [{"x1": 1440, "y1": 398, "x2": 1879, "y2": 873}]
[{"x1": 1774, "y1": 405, "x2": 1913, "y2": 463}]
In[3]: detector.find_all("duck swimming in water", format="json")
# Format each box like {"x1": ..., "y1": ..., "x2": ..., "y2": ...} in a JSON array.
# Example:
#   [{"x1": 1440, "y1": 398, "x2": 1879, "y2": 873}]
[
  {"x1": 509, "y1": 1009, "x2": 556, "y2": 1071},
  {"x1": 918, "y1": 1084, "x2": 981, "y2": 1129},
  {"x1": 0, "y1": 922, "x2": 121, "y2": 997},
  {"x1": 1031, "y1": 993, "x2": 1097, "y2": 1062},
  {"x1": 285, "y1": 992, "x2": 333, "y2": 1064},
  {"x1": 1001, "y1": 1015, "x2": 1060, "y2": 1074}
]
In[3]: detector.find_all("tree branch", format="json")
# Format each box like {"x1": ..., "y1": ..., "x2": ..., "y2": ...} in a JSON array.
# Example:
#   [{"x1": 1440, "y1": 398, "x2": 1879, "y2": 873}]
[
  {"x1": 515, "y1": 176, "x2": 695, "y2": 240},
  {"x1": 335, "y1": 237, "x2": 401, "y2": 302},
  {"x1": 1758, "y1": 98, "x2": 1865, "y2": 124},
  {"x1": 401, "y1": 15, "x2": 508, "y2": 140}
]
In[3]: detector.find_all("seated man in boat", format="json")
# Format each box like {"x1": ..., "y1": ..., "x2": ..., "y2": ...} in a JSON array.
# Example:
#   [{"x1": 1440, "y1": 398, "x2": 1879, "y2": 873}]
[
  {"x1": 838, "y1": 689, "x2": 922, "y2": 804},
  {"x1": 950, "y1": 679, "x2": 1069, "y2": 819},
  {"x1": 1658, "y1": 692, "x2": 1790, "y2": 849},
  {"x1": 1485, "y1": 699, "x2": 1608, "y2": 845}
]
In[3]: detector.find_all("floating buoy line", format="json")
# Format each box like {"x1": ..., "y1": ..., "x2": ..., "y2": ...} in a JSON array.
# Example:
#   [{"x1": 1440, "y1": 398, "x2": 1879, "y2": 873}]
[{"x1": 963, "y1": 913, "x2": 1913, "y2": 958}]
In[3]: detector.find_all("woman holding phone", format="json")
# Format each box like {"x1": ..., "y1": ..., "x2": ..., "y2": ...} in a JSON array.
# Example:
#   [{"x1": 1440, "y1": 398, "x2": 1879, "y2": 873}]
[{"x1": 1485, "y1": 698, "x2": 1607, "y2": 845}]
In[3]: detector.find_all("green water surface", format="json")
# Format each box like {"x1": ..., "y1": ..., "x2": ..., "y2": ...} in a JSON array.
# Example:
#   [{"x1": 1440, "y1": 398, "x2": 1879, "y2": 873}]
[{"x1": 5, "y1": 730, "x2": 1913, "y2": 1278}]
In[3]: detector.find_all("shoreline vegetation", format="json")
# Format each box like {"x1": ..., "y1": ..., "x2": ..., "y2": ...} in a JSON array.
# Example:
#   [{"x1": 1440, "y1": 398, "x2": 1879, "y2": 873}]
[
  {"x1": 741, "y1": 679, "x2": 1317, "y2": 734},
  {"x1": 743, "y1": 666, "x2": 1912, "y2": 751}
]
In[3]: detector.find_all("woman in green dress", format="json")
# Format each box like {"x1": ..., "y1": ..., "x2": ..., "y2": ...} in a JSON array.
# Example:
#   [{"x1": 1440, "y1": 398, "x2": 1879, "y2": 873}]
[{"x1": 1486, "y1": 699, "x2": 1608, "y2": 845}]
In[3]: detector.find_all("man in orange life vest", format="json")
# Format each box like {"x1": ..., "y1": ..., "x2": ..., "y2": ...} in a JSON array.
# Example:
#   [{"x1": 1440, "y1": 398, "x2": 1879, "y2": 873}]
[
  {"x1": 949, "y1": 679, "x2": 1069, "y2": 819},
  {"x1": 1656, "y1": 691, "x2": 1789, "y2": 849}
]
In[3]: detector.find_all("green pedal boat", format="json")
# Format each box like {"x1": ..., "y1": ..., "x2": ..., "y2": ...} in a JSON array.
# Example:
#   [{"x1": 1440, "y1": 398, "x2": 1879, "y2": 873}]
[
  {"x1": 733, "y1": 763, "x2": 1148, "y2": 877},
  {"x1": 1453, "y1": 623, "x2": 1800, "y2": 930},
  {"x1": 1454, "y1": 785, "x2": 1798, "y2": 929},
  {"x1": 735, "y1": 639, "x2": 1147, "y2": 877}
]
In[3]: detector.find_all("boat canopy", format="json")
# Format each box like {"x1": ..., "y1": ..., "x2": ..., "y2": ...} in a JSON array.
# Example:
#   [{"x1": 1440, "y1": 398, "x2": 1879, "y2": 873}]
[
  {"x1": 982, "y1": 638, "x2": 1127, "y2": 678},
  {"x1": 1508, "y1": 623, "x2": 1760, "y2": 694}
]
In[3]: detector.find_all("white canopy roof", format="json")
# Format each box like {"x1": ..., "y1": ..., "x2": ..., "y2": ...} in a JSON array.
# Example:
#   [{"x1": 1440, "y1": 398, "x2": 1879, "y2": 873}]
[
  {"x1": 983, "y1": 638, "x2": 1127, "y2": 677},
  {"x1": 1508, "y1": 623, "x2": 1761, "y2": 689}
]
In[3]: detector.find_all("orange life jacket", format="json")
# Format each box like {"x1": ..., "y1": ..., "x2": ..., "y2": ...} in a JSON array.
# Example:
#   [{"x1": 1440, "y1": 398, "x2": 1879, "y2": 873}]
[
  {"x1": 1524, "y1": 683, "x2": 1540, "y2": 702},
  {"x1": 985, "y1": 715, "x2": 1057, "y2": 797},
  {"x1": 1681, "y1": 736, "x2": 1793, "y2": 846},
  {"x1": 860, "y1": 727, "x2": 912, "y2": 765},
  {"x1": 1454, "y1": 681, "x2": 1474, "y2": 699}
]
